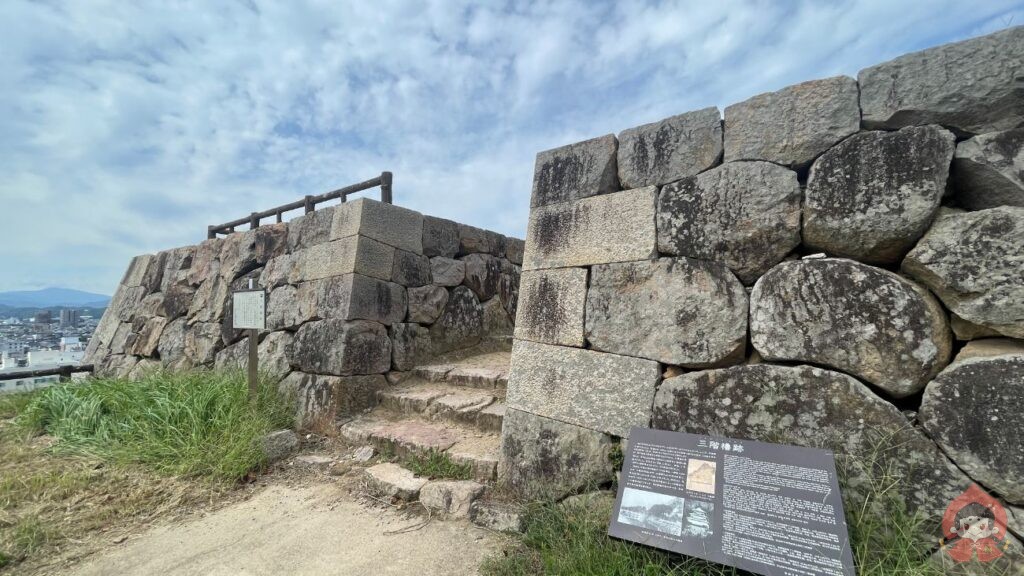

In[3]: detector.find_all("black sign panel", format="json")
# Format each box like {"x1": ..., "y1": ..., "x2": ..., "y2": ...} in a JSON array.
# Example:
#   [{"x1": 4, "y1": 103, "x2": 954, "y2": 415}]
[{"x1": 609, "y1": 427, "x2": 856, "y2": 576}]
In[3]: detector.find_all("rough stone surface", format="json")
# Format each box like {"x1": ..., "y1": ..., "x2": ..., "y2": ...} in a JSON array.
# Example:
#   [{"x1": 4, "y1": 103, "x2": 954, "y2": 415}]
[
  {"x1": 952, "y1": 128, "x2": 1024, "y2": 210},
  {"x1": 160, "y1": 284, "x2": 195, "y2": 321},
  {"x1": 523, "y1": 187, "x2": 657, "y2": 271},
  {"x1": 422, "y1": 216, "x2": 461, "y2": 258},
  {"x1": 364, "y1": 463, "x2": 427, "y2": 501},
  {"x1": 305, "y1": 274, "x2": 407, "y2": 326},
  {"x1": 427, "y1": 286, "x2": 483, "y2": 355},
  {"x1": 261, "y1": 430, "x2": 299, "y2": 464},
  {"x1": 954, "y1": 338, "x2": 1024, "y2": 363},
  {"x1": 617, "y1": 107, "x2": 723, "y2": 189},
  {"x1": 724, "y1": 76, "x2": 860, "y2": 168},
  {"x1": 505, "y1": 239, "x2": 525, "y2": 266},
  {"x1": 278, "y1": 371, "x2": 340, "y2": 425},
  {"x1": 289, "y1": 236, "x2": 394, "y2": 283},
  {"x1": 390, "y1": 323, "x2": 430, "y2": 371},
  {"x1": 391, "y1": 250, "x2": 431, "y2": 287},
  {"x1": 506, "y1": 340, "x2": 661, "y2": 437},
  {"x1": 499, "y1": 408, "x2": 614, "y2": 499},
  {"x1": 586, "y1": 258, "x2": 747, "y2": 367},
  {"x1": 287, "y1": 206, "x2": 336, "y2": 251},
  {"x1": 498, "y1": 267, "x2": 520, "y2": 320},
  {"x1": 218, "y1": 230, "x2": 260, "y2": 282},
  {"x1": 258, "y1": 331, "x2": 294, "y2": 382},
  {"x1": 186, "y1": 239, "x2": 222, "y2": 287},
  {"x1": 920, "y1": 355, "x2": 1024, "y2": 503},
  {"x1": 352, "y1": 446, "x2": 376, "y2": 462},
  {"x1": 419, "y1": 481, "x2": 485, "y2": 518},
  {"x1": 121, "y1": 254, "x2": 154, "y2": 288},
  {"x1": 184, "y1": 322, "x2": 223, "y2": 366},
  {"x1": 130, "y1": 317, "x2": 167, "y2": 357},
  {"x1": 858, "y1": 26, "x2": 1024, "y2": 135},
  {"x1": 469, "y1": 500, "x2": 525, "y2": 533},
  {"x1": 407, "y1": 285, "x2": 448, "y2": 324},
  {"x1": 260, "y1": 253, "x2": 295, "y2": 289},
  {"x1": 531, "y1": 134, "x2": 619, "y2": 208},
  {"x1": 751, "y1": 259, "x2": 951, "y2": 397},
  {"x1": 804, "y1": 125, "x2": 956, "y2": 264},
  {"x1": 266, "y1": 285, "x2": 316, "y2": 331},
  {"x1": 456, "y1": 224, "x2": 491, "y2": 256},
  {"x1": 651, "y1": 364, "x2": 971, "y2": 528},
  {"x1": 429, "y1": 257, "x2": 465, "y2": 287},
  {"x1": 902, "y1": 207, "x2": 1024, "y2": 339},
  {"x1": 657, "y1": 161, "x2": 800, "y2": 283},
  {"x1": 482, "y1": 297, "x2": 513, "y2": 336},
  {"x1": 330, "y1": 198, "x2": 424, "y2": 254},
  {"x1": 293, "y1": 319, "x2": 392, "y2": 376},
  {"x1": 515, "y1": 268, "x2": 587, "y2": 347},
  {"x1": 157, "y1": 317, "x2": 188, "y2": 366},
  {"x1": 187, "y1": 275, "x2": 230, "y2": 324},
  {"x1": 951, "y1": 313, "x2": 1002, "y2": 341},
  {"x1": 462, "y1": 254, "x2": 503, "y2": 301}
]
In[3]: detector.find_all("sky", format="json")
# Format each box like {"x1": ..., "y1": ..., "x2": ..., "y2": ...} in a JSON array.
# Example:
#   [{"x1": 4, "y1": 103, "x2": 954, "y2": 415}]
[{"x1": 1, "y1": 1, "x2": 1022, "y2": 295}]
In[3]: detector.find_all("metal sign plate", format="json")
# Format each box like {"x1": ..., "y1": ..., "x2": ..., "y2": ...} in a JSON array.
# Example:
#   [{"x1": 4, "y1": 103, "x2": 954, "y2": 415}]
[
  {"x1": 232, "y1": 289, "x2": 266, "y2": 330},
  {"x1": 609, "y1": 427, "x2": 856, "y2": 576}
]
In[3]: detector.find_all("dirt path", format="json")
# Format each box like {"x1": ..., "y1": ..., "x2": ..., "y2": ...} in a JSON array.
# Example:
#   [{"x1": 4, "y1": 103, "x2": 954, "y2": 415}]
[{"x1": 64, "y1": 482, "x2": 501, "y2": 576}]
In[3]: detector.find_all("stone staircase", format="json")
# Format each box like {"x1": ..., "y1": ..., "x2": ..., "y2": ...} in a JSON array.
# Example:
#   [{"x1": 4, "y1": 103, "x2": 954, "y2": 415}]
[{"x1": 338, "y1": 351, "x2": 509, "y2": 482}]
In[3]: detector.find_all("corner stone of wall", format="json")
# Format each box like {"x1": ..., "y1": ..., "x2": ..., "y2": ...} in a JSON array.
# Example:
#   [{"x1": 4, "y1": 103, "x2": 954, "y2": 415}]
[
  {"x1": 88, "y1": 197, "x2": 524, "y2": 427},
  {"x1": 502, "y1": 25, "x2": 1024, "y2": 537}
]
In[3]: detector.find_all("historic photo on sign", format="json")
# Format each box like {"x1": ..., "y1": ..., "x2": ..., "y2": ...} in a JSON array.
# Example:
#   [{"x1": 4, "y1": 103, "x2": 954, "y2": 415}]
[
  {"x1": 617, "y1": 488, "x2": 685, "y2": 537},
  {"x1": 685, "y1": 458, "x2": 716, "y2": 494}
]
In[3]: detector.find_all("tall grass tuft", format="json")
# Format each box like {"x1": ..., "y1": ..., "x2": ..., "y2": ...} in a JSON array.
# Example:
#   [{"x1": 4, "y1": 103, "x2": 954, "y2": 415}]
[{"x1": 16, "y1": 370, "x2": 294, "y2": 482}]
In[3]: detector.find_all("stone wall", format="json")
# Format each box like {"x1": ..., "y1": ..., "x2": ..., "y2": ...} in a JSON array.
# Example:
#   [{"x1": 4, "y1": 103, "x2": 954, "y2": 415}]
[
  {"x1": 85, "y1": 198, "x2": 523, "y2": 422},
  {"x1": 501, "y1": 25, "x2": 1024, "y2": 555}
]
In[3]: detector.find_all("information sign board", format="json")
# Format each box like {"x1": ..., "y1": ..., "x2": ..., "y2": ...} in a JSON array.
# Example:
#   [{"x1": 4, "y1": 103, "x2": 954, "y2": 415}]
[
  {"x1": 232, "y1": 289, "x2": 266, "y2": 330},
  {"x1": 609, "y1": 427, "x2": 856, "y2": 576}
]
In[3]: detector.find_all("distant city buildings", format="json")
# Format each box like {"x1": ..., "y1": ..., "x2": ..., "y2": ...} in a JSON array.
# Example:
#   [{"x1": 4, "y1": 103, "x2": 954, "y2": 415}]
[{"x1": 0, "y1": 307, "x2": 98, "y2": 394}]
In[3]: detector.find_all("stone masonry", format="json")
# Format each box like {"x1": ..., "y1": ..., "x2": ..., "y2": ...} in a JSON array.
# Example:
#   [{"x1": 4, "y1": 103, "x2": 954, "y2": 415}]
[
  {"x1": 86, "y1": 198, "x2": 523, "y2": 425},
  {"x1": 502, "y1": 26, "x2": 1024, "y2": 553}
]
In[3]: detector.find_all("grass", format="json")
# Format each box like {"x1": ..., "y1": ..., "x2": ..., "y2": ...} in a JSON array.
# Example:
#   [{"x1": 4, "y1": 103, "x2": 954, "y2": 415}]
[
  {"x1": 16, "y1": 370, "x2": 295, "y2": 482},
  {"x1": 483, "y1": 428, "x2": 956, "y2": 576},
  {"x1": 0, "y1": 370, "x2": 294, "y2": 572},
  {"x1": 402, "y1": 449, "x2": 473, "y2": 481}
]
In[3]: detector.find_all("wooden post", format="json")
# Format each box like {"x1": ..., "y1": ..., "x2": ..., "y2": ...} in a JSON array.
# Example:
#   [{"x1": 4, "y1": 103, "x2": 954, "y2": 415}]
[
  {"x1": 250, "y1": 212, "x2": 260, "y2": 230},
  {"x1": 304, "y1": 195, "x2": 315, "y2": 214},
  {"x1": 381, "y1": 171, "x2": 393, "y2": 204},
  {"x1": 207, "y1": 225, "x2": 216, "y2": 240},
  {"x1": 246, "y1": 278, "x2": 258, "y2": 401}
]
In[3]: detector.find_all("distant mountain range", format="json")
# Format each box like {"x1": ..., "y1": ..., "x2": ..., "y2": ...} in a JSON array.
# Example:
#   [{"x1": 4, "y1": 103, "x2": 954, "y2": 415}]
[{"x1": 0, "y1": 287, "x2": 111, "y2": 308}]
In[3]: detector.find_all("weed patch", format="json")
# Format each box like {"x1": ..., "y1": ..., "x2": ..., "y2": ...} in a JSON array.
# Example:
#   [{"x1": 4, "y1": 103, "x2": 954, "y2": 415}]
[
  {"x1": 403, "y1": 449, "x2": 473, "y2": 480},
  {"x1": 17, "y1": 370, "x2": 294, "y2": 482}
]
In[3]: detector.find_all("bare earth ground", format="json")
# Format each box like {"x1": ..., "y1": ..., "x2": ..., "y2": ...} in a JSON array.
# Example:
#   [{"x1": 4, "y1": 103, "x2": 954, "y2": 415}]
[{"x1": 64, "y1": 480, "x2": 500, "y2": 576}]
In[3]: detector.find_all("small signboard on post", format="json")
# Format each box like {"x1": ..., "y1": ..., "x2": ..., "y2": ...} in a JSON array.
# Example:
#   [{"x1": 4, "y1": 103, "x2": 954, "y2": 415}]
[
  {"x1": 609, "y1": 427, "x2": 856, "y2": 576},
  {"x1": 232, "y1": 284, "x2": 265, "y2": 399}
]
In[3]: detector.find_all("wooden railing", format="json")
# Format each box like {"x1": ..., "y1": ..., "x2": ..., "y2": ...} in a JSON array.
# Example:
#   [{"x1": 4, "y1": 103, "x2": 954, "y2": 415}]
[
  {"x1": 0, "y1": 364, "x2": 94, "y2": 382},
  {"x1": 207, "y1": 171, "x2": 393, "y2": 239}
]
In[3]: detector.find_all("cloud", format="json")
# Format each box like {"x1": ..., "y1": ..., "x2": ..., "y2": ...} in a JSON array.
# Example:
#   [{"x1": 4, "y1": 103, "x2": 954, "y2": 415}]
[{"x1": 0, "y1": 0, "x2": 1020, "y2": 294}]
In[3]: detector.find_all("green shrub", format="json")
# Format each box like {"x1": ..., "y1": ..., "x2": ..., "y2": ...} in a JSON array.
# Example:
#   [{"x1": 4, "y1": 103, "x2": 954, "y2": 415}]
[
  {"x1": 17, "y1": 370, "x2": 294, "y2": 482},
  {"x1": 403, "y1": 449, "x2": 473, "y2": 480}
]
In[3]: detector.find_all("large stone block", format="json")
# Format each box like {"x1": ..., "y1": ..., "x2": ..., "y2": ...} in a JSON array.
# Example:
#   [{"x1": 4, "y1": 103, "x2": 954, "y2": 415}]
[
  {"x1": 407, "y1": 284, "x2": 448, "y2": 324},
  {"x1": 390, "y1": 322, "x2": 430, "y2": 371},
  {"x1": 952, "y1": 128, "x2": 1024, "y2": 210},
  {"x1": 259, "y1": 253, "x2": 295, "y2": 290},
  {"x1": 218, "y1": 229, "x2": 260, "y2": 282},
  {"x1": 293, "y1": 319, "x2": 392, "y2": 376},
  {"x1": 420, "y1": 480, "x2": 485, "y2": 518},
  {"x1": 330, "y1": 198, "x2": 424, "y2": 254},
  {"x1": 456, "y1": 224, "x2": 492, "y2": 257},
  {"x1": 804, "y1": 125, "x2": 956, "y2": 264},
  {"x1": 505, "y1": 238, "x2": 525, "y2": 266},
  {"x1": 462, "y1": 253, "x2": 503, "y2": 301},
  {"x1": 499, "y1": 407, "x2": 615, "y2": 499},
  {"x1": 498, "y1": 265, "x2": 520, "y2": 320},
  {"x1": 303, "y1": 274, "x2": 407, "y2": 326},
  {"x1": 266, "y1": 284, "x2": 317, "y2": 331},
  {"x1": 216, "y1": 332, "x2": 294, "y2": 383},
  {"x1": 160, "y1": 283, "x2": 195, "y2": 321},
  {"x1": 422, "y1": 215, "x2": 461, "y2": 258},
  {"x1": 429, "y1": 256, "x2": 465, "y2": 287},
  {"x1": 523, "y1": 187, "x2": 657, "y2": 271},
  {"x1": 159, "y1": 246, "x2": 195, "y2": 292},
  {"x1": 920, "y1": 355, "x2": 1024, "y2": 503},
  {"x1": 617, "y1": 107, "x2": 722, "y2": 189},
  {"x1": 184, "y1": 322, "x2": 222, "y2": 366},
  {"x1": 482, "y1": 297, "x2": 513, "y2": 336},
  {"x1": 157, "y1": 317, "x2": 187, "y2": 366},
  {"x1": 751, "y1": 258, "x2": 951, "y2": 398},
  {"x1": 859, "y1": 26, "x2": 1024, "y2": 135},
  {"x1": 651, "y1": 364, "x2": 971, "y2": 532},
  {"x1": 187, "y1": 238, "x2": 223, "y2": 287},
  {"x1": 506, "y1": 340, "x2": 660, "y2": 437},
  {"x1": 515, "y1": 268, "x2": 587, "y2": 347},
  {"x1": 427, "y1": 286, "x2": 483, "y2": 355},
  {"x1": 902, "y1": 207, "x2": 1024, "y2": 339},
  {"x1": 287, "y1": 206, "x2": 336, "y2": 251},
  {"x1": 587, "y1": 258, "x2": 747, "y2": 367},
  {"x1": 657, "y1": 161, "x2": 800, "y2": 284},
  {"x1": 187, "y1": 274, "x2": 229, "y2": 324},
  {"x1": 724, "y1": 76, "x2": 860, "y2": 168},
  {"x1": 391, "y1": 249, "x2": 431, "y2": 287},
  {"x1": 288, "y1": 236, "x2": 394, "y2": 283},
  {"x1": 531, "y1": 134, "x2": 619, "y2": 208},
  {"x1": 130, "y1": 316, "x2": 167, "y2": 357},
  {"x1": 121, "y1": 254, "x2": 155, "y2": 288}
]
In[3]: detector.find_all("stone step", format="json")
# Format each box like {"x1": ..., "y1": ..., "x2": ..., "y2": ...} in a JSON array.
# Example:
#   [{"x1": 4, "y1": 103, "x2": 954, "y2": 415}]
[
  {"x1": 377, "y1": 379, "x2": 504, "y2": 432},
  {"x1": 339, "y1": 415, "x2": 500, "y2": 482},
  {"x1": 411, "y1": 363, "x2": 509, "y2": 394}
]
